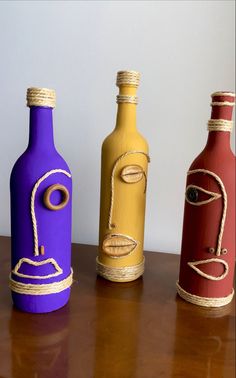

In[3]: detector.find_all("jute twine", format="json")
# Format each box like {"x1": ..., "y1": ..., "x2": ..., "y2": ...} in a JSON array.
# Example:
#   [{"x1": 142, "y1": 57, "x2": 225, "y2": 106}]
[
  {"x1": 207, "y1": 119, "x2": 233, "y2": 132},
  {"x1": 187, "y1": 169, "x2": 227, "y2": 257},
  {"x1": 96, "y1": 257, "x2": 145, "y2": 282},
  {"x1": 12, "y1": 257, "x2": 63, "y2": 279},
  {"x1": 108, "y1": 151, "x2": 150, "y2": 230},
  {"x1": 185, "y1": 184, "x2": 221, "y2": 206},
  {"x1": 9, "y1": 269, "x2": 73, "y2": 295},
  {"x1": 27, "y1": 87, "x2": 56, "y2": 108},
  {"x1": 211, "y1": 101, "x2": 235, "y2": 107},
  {"x1": 116, "y1": 95, "x2": 138, "y2": 104},
  {"x1": 211, "y1": 91, "x2": 235, "y2": 98},
  {"x1": 176, "y1": 281, "x2": 234, "y2": 307},
  {"x1": 116, "y1": 71, "x2": 140, "y2": 88},
  {"x1": 187, "y1": 258, "x2": 229, "y2": 281},
  {"x1": 31, "y1": 169, "x2": 72, "y2": 256}
]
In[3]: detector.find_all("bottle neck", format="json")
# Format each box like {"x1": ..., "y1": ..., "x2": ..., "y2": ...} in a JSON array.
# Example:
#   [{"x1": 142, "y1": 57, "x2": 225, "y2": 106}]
[
  {"x1": 206, "y1": 99, "x2": 234, "y2": 150},
  {"x1": 205, "y1": 131, "x2": 231, "y2": 149},
  {"x1": 27, "y1": 106, "x2": 56, "y2": 152},
  {"x1": 115, "y1": 86, "x2": 137, "y2": 132}
]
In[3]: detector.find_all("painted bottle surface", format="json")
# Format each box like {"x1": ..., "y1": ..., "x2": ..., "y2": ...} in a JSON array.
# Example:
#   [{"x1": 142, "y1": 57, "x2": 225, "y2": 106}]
[
  {"x1": 177, "y1": 92, "x2": 235, "y2": 307},
  {"x1": 10, "y1": 88, "x2": 73, "y2": 313},
  {"x1": 97, "y1": 71, "x2": 150, "y2": 282}
]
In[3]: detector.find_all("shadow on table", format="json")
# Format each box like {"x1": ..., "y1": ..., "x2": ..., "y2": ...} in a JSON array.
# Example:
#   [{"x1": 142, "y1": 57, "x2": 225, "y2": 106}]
[
  {"x1": 171, "y1": 296, "x2": 235, "y2": 378},
  {"x1": 93, "y1": 275, "x2": 144, "y2": 378},
  {"x1": 9, "y1": 304, "x2": 69, "y2": 378}
]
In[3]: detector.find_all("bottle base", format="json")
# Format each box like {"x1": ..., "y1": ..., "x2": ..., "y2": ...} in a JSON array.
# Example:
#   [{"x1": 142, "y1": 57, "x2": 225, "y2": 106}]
[
  {"x1": 12, "y1": 288, "x2": 71, "y2": 313},
  {"x1": 176, "y1": 281, "x2": 234, "y2": 308},
  {"x1": 96, "y1": 257, "x2": 145, "y2": 282}
]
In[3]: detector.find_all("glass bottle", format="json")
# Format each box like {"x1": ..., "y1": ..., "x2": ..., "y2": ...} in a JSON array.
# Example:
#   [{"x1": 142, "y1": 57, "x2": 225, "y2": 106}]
[
  {"x1": 10, "y1": 87, "x2": 73, "y2": 313},
  {"x1": 97, "y1": 71, "x2": 150, "y2": 282},
  {"x1": 177, "y1": 91, "x2": 235, "y2": 307}
]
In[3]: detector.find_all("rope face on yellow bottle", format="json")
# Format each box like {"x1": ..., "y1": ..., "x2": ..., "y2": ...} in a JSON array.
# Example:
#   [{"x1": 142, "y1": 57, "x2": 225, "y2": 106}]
[
  {"x1": 98, "y1": 150, "x2": 149, "y2": 282},
  {"x1": 96, "y1": 71, "x2": 150, "y2": 282},
  {"x1": 97, "y1": 71, "x2": 150, "y2": 282}
]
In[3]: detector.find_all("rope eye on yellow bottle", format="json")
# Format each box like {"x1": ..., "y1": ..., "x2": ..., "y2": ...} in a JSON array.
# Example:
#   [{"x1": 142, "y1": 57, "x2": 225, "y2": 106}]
[{"x1": 96, "y1": 70, "x2": 150, "y2": 282}]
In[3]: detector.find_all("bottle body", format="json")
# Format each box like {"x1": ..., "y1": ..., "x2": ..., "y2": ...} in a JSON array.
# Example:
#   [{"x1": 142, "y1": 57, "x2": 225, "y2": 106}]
[
  {"x1": 177, "y1": 92, "x2": 235, "y2": 307},
  {"x1": 97, "y1": 71, "x2": 150, "y2": 282},
  {"x1": 10, "y1": 90, "x2": 72, "y2": 313}
]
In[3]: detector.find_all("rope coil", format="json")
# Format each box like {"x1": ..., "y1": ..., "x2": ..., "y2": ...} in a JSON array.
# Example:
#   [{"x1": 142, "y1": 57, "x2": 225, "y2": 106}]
[
  {"x1": 207, "y1": 119, "x2": 233, "y2": 132},
  {"x1": 27, "y1": 87, "x2": 56, "y2": 108},
  {"x1": 116, "y1": 95, "x2": 138, "y2": 104},
  {"x1": 96, "y1": 257, "x2": 145, "y2": 282},
  {"x1": 9, "y1": 269, "x2": 73, "y2": 295},
  {"x1": 176, "y1": 281, "x2": 234, "y2": 307},
  {"x1": 116, "y1": 71, "x2": 140, "y2": 88}
]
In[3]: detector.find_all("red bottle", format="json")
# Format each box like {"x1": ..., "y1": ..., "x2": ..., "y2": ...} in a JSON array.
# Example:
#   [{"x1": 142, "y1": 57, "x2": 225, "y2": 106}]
[{"x1": 177, "y1": 91, "x2": 235, "y2": 307}]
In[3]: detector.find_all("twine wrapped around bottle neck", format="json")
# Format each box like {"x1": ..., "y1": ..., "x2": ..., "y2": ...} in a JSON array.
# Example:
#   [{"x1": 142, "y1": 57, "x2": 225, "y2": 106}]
[
  {"x1": 211, "y1": 91, "x2": 235, "y2": 98},
  {"x1": 27, "y1": 87, "x2": 56, "y2": 108},
  {"x1": 116, "y1": 70, "x2": 140, "y2": 104},
  {"x1": 116, "y1": 71, "x2": 140, "y2": 88},
  {"x1": 116, "y1": 95, "x2": 138, "y2": 104},
  {"x1": 207, "y1": 119, "x2": 233, "y2": 132},
  {"x1": 208, "y1": 91, "x2": 235, "y2": 132}
]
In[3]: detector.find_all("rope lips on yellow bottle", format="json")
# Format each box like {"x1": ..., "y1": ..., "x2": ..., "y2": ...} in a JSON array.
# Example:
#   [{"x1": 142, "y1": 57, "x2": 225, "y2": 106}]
[{"x1": 97, "y1": 71, "x2": 150, "y2": 282}]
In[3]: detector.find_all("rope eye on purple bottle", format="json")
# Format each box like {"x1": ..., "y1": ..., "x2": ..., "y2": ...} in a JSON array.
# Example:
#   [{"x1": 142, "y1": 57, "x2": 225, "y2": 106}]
[{"x1": 10, "y1": 87, "x2": 73, "y2": 313}]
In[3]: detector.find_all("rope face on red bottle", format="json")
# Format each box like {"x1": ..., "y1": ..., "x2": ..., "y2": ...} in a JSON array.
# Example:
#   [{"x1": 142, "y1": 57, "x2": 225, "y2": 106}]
[
  {"x1": 177, "y1": 91, "x2": 235, "y2": 308},
  {"x1": 177, "y1": 168, "x2": 234, "y2": 307}
]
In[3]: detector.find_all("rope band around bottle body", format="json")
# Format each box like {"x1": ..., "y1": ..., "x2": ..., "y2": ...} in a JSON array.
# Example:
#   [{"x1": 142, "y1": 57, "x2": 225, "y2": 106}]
[
  {"x1": 96, "y1": 257, "x2": 145, "y2": 282},
  {"x1": 9, "y1": 269, "x2": 73, "y2": 295},
  {"x1": 31, "y1": 169, "x2": 72, "y2": 256},
  {"x1": 116, "y1": 95, "x2": 138, "y2": 104},
  {"x1": 207, "y1": 119, "x2": 233, "y2": 132},
  {"x1": 176, "y1": 281, "x2": 234, "y2": 307}
]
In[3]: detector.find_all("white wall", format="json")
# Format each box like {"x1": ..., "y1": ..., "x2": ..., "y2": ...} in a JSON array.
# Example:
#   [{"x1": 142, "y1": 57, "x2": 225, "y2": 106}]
[{"x1": 0, "y1": 1, "x2": 235, "y2": 253}]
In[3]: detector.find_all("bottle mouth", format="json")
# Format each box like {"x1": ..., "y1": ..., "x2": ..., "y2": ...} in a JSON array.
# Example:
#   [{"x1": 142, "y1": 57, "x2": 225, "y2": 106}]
[
  {"x1": 116, "y1": 71, "x2": 140, "y2": 88},
  {"x1": 211, "y1": 91, "x2": 235, "y2": 98},
  {"x1": 27, "y1": 87, "x2": 56, "y2": 108},
  {"x1": 210, "y1": 91, "x2": 235, "y2": 108},
  {"x1": 209, "y1": 91, "x2": 235, "y2": 131}
]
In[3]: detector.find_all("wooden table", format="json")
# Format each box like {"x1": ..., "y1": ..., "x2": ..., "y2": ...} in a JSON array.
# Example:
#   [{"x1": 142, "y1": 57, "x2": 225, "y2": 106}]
[{"x1": 0, "y1": 236, "x2": 234, "y2": 378}]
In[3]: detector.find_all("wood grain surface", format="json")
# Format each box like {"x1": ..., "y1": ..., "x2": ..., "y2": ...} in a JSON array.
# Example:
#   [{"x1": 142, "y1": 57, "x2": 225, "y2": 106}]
[{"x1": 0, "y1": 236, "x2": 234, "y2": 378}]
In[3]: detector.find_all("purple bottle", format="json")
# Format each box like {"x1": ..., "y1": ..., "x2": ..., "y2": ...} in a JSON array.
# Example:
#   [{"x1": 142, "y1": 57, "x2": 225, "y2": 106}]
[{"x1": 10, "y1": 87, "x2": 73, "y2": 313}]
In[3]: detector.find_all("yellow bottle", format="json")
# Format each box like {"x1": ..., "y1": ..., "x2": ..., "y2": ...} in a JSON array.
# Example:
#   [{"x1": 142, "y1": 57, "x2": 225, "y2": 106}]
[{"x1": 97, "y1": 71, "x2": 150, "y2": 282}]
